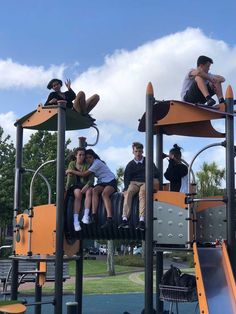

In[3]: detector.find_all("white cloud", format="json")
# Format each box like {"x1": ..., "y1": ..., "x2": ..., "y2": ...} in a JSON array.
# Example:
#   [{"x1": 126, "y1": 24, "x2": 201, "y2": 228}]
[
  {"x1": 0, "y1": 59, "x2": 66, "y2": 89},
  {"x1": 96, "y1": 145, "x2": 132, "y2": 174},
  {"x1": 1, "y1": 27, "x2": 236, "y2": 180},
  {"x1": 0, "y1": 112, "x2": 34, "y2": 144},
  {"x1": 72, "y1": 27, "x2": 236, "y2": 128}
]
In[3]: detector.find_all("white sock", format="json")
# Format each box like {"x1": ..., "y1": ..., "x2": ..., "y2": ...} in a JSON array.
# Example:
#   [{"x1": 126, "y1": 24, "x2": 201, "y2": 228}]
[
  {"x1": 74, "y1": 213, "x2": 79, "y2": 222},
  {"x1": 84, "y1": 208, "x2": 90, "y2": 216},
  {"x1": 139, "y1": 216, "x2": 145, "y2": 222}
]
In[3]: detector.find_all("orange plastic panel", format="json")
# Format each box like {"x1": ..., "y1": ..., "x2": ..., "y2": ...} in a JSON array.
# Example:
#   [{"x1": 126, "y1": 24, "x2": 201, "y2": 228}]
[
  {"x1": 14, "y1": 214, "x2": 30, "y2": 255},
  {"x1": 21, "y1": 105, "x2": 57, "y2": 128},
  {"x1": 38, "y1": 261, "x2": 47, "y2": 286},
  {"x1": 0, "y1": 303, "x2": 26, "y2": 313},
  {"x1": 157, "y1": 101, "x2": 225, "y2": 126},
  {"x1": 31, "y1": 204, "x2": 56, "y2": 255},
  {"x1": 15, "y1": 204, "x2": 56, "y2": 255},
  {"x1": 153, "y1": 191, "x2": 187, "y2": 209},
  {"x1": 193, "y1": 243, "x2": 209, "y2": 314},
  {"x1": 196, "y1": 196, "x2": 225, "y2": 212},
  {"x1": 63, "y1": 238, "x2": 80, "y2": 257},
  {"x1": 222, "y1": 243, "x2": 236, "y2": 310}
]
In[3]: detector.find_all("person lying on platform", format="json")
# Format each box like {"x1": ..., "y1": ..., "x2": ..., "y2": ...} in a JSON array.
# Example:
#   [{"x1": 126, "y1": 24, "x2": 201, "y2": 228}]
[
  {"x1": 72, "y1": 149, "x2": 117, "y2": 229},
  {"x1": 65, "y1": 147, "x2": 94, "y2": 231},
  {"x1": 181, "y1": 55, "x2": 225, "y2": 107},
  {"x1": 44, "y1": 78, "x2": 100, "y2": 114},
  {"x1": 118, "y1": 142, "x2": 160, "y2": 231},
  {"x1": 164, "y1": 144, "x2": 188, "y2": 193}
]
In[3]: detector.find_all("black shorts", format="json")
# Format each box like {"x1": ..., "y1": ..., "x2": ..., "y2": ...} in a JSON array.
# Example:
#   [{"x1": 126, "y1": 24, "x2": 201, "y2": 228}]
[
  {"x1": 68, "y1": 183, "x2": 88, "y2": 193},
  {"x1": 184, "y1": 81, "x2": 215, "y2": 104},
  {"x1": 95, "y1": 179, "x2": 117, "y2": 191}
]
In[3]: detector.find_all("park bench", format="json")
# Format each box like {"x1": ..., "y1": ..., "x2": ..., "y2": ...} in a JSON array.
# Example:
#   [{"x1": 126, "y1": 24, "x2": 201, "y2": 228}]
[{"x1": 0, "y1": 259, "x2": 70, "y2": 296}]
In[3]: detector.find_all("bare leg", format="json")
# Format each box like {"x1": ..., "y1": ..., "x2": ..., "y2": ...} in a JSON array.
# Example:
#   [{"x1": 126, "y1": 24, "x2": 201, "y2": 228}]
[
  {"x1": 73, "y1": 189, "x2": 82, "y2": 214},
  {"x1": 73, "y1": 91, "x2": 87, "y2": 114},
  {"x1": 211, "y1": 82, "x2": 224, "y2": 100},
  {"x1": 92, "y1": 185, "x2": 104, "y2": 214},
  {"x1": 195, "y1": 76, "x2": 210, "y2": 98},
  {"x1": 101, "y1": 186, "x2": 115, "y2": 218},
  {"x1": 86, "y1": 94, "x2": 100, "y2": 113},
  {"x1": 84, "y1": 187, "x2": 92, "y2": 210},
  {"x1": 73, "y1": 188, "x2": 82, "y2": 231}
]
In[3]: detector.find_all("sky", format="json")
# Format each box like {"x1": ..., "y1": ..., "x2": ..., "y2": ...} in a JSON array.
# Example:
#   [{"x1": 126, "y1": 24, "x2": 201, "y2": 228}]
[{"x1": 1, "y1": 0, "x2": 236, "y2": 183}]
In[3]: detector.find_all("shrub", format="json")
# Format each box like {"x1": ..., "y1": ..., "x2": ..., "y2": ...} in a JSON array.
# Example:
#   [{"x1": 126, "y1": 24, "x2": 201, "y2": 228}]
[{"x1": 115, "y1": 255, "x2": 145, "y2": 267}]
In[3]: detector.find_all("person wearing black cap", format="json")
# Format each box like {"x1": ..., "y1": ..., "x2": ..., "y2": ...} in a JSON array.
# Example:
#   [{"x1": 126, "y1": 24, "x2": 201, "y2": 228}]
[
  {"x1": 45, "y1": 78, "x2": 76, "y2": 108},
  {"x1": 44, "y1": 78, "x2": 100, "y2": 114}
]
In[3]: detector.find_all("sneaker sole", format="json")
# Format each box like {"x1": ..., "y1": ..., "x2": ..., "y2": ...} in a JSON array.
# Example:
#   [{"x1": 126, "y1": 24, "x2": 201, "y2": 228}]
[
  {"x1": 136, "y1": 227, "x2": 145, "y2": 231},
  {"x1": 118, "y1": 225, "x2": 130, "y2": 229}
]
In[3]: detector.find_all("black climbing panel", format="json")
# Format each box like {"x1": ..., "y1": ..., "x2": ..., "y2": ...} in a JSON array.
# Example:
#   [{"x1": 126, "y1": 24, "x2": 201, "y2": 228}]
[{"x1": 64, "y1": 192, "x2": 145, "y2": 241}]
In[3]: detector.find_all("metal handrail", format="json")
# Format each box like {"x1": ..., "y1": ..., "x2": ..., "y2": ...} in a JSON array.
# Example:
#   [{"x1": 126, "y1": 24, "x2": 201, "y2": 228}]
[
  {"x1": 29, "y1": 160, "x2": 56, "y2": 208},
  {"x1": 86, "y1": 125, "x2": 100, "y2": 146},
  {"x1": 187, "y1": 141, "x2": 225, "y2": 194},
  {"x1": 24, "y1": 168, "x2": 52, "y2": 205}
]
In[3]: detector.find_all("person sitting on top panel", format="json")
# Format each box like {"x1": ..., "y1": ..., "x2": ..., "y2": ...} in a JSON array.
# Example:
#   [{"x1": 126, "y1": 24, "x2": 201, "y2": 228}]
[
  {"x1": 118, "y1": 142, "x2": 160, "y2": 231},
  {"x1": 181, "y1": 55, "x2": 225, "y2": 107},
  {"x1": 44, "y1": 78, "x2": 100, "y2": 115}
]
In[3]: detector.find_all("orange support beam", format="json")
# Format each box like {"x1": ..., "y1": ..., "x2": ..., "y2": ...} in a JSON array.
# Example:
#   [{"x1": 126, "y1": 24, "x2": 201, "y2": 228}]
[{"x1": 193, "y1": 243, "x2": 209, "y2": 314}]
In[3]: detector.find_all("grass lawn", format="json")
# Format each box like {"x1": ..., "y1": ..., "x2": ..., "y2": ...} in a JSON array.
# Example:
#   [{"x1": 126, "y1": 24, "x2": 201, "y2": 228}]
[
  {"x1": 72, "y1": 274, "x2": 144, "y2": 294},
  {"x1": 20, "y1": 257, "x2": 195, "y2": 295},
  {"x1": 69, "y1": 258, "x2": 143, "y2": 277}
]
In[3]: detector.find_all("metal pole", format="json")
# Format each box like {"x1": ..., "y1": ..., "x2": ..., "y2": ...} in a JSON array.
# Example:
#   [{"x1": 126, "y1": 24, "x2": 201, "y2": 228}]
[
  {"x1": 34, "y1": 284, "x2": 42, "y2": 314},
  {"x1": 54, "y1": 103, "x2": 66, "y2": 314},
  {"x1": 75, "y1": 243, "x2": 83, "y2": 314},
  {"x1": 66, "y1": 302, "x2": 78, "y2": 314},
  {"x1": 145, "y1": 82, "x2": 154, "y2": 313},
  {"x1": 155, "y1": 134, "x2": 164, "y2": 313},
  {"x1": 225, "y1": 85, "x2": 236, "y2": 278},
  {"x1": 35, "y1": 263, "x2": 42, "y2": 314},
  {"x1": 11, "y1": 124, "x2": 23, "y2": 300},
  {"x1": 156, "y1": 134, "x2": 163, "y2": 186}
]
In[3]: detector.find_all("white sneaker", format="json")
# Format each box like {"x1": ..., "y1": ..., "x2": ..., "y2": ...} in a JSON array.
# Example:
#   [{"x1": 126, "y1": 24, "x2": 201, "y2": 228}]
[
  {"x1": 82, "y1": 215, "x2": 90, "y2": 224},
  {"x1": 74, "y1": 220, "x2": 81, "y2": 231}
]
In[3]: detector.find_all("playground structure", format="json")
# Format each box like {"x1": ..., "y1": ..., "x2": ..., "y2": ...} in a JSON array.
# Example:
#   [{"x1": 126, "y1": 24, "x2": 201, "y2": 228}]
[
  {"x1": 1, "y1": 83, "x2": 236, "y2": 314},
  {"x1": 138, "y1": 83, "x2": 236, "y2": 313}
]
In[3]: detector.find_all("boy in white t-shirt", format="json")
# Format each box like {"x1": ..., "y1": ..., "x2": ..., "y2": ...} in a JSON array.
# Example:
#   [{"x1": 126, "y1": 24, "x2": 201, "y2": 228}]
[{"x1": 181, "y1": 55, "x2": 225, "y2": 107}]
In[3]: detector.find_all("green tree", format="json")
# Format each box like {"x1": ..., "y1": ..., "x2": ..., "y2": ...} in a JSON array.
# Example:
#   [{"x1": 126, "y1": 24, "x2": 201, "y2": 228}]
[
  {"x1": 116, "y1": 166, "x2": 124, "y2": 191},
  {"x1": 196, "y1": 161, "x2": 225, "y2": 197},
  {"x1": 21, "y1": 130, "x2": 71, "y2": 209},
  {"x1": 0, "y1": 127, "x2": 15, "y2": 245}
]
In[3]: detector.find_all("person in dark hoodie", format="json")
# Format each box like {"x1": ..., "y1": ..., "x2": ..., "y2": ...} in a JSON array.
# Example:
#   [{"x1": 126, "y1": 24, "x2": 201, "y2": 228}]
[
  {"x1": 164, "y1": 144, "x2": 188, "y2": 193},
  {"x1": 118, "y1": 142, "x2": 160, "y2": 231}
]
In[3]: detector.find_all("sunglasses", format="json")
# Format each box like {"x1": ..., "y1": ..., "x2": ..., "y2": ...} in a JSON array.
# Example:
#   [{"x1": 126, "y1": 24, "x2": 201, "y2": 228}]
[{"x1": 78, "y1": 154, "x2": 85, "y2": 156}]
